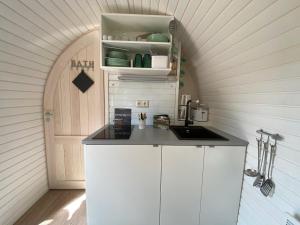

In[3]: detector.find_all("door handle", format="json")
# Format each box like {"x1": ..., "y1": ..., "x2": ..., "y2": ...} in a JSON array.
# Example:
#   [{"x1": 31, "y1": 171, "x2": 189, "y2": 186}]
[{"x1": 44, "y1": 111, "x2": 54, "y2": 122}]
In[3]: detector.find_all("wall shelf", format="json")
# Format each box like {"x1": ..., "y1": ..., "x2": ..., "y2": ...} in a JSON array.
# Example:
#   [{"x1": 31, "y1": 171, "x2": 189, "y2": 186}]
[
  {"x1": 102, "y1": 40, "x2": 171, "y2": 52},
  {"x1": 100, "y1": 13, "x2": 174, "y2": 76},
  {"x1": 101, "y1": 66, "x2": 171, "y2": 76}
]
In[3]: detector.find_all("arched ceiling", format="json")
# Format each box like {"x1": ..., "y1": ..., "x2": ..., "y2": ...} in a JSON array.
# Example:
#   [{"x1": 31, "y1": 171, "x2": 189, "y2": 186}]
[
  {"x1": 2, "y1": 0, "x2": 295, "y2": 87},
  {"x1": 1, "y1": 0, "x2": 299, "y2": 94},
  {"x1": 0, "y1": 0, "x2": 247, "y2": 83},
  {"x1": 1, "y1": 0, "x2": 300, "y2": 89}
]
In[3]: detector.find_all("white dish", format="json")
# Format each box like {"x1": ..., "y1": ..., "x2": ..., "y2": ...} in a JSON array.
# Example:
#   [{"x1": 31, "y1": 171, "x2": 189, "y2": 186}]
[{"x1": 152, "y1": 56, "x2": 168, "y2": 69}]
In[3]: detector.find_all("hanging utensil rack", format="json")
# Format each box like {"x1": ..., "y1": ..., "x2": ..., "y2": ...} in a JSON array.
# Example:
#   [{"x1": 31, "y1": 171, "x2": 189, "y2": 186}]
[
  {"x1": 256, "y1": 129, "x2": 283, "y2": 141},
  {"x1": 244, "y1": 129, "x2": 284, "y2": 197}
]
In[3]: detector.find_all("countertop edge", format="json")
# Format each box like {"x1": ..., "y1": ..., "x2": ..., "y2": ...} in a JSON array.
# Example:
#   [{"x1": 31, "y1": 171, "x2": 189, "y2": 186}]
[{"x1": 82, "y1": 125, "x2": 248, "y2": 147}]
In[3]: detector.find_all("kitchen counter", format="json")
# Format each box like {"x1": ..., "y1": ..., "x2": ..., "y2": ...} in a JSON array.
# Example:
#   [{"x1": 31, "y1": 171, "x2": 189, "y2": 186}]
[
  {"x1": 82, "y1": 125, "x2": 248, "y2": 146},
  {"x1": 84, "y1": 125, "x2": 247, "y2": 225}
]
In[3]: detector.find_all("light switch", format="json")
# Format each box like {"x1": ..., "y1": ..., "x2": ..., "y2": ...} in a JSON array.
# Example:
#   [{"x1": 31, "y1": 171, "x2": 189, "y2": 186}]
[{"x1": 136, "y1": 100, "x2": 149, "y2": 108}]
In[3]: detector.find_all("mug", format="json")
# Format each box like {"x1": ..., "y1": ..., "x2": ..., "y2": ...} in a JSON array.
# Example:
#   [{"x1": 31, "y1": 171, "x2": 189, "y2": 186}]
[
  {"x1": 143, "y1": 54, "x2": 151, "y2": 68},
  {"x1": 134, "y1": 54, "x2": 143, "y2": 68}
]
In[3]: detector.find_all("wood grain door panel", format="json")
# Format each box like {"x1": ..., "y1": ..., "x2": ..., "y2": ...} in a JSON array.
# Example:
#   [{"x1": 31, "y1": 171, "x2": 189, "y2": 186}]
[
  {"x1": 55, "y1": 136, "x2": 86, "y2": 182},
  {"x1": 44, "y1": 30, "x2": 105, "y2": 189}
]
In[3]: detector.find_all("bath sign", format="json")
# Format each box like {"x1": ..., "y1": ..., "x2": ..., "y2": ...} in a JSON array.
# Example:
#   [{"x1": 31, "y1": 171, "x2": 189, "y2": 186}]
[{"x1": 71, "y1": 59, "x2": 94, "y2": 70}]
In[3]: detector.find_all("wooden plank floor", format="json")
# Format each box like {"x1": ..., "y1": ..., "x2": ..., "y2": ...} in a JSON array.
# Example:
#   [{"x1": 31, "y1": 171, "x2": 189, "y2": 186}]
[{"x1": 14, "y1": 190, "x2": 86, "y2": 225}]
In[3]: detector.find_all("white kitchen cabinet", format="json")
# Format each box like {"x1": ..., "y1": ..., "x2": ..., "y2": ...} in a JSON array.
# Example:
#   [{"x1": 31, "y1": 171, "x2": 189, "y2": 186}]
[
  {"x1": 84, "y1": 145, "x2": 161, "y2": 225},
  {"x1": 200, "y1": 146, "x2": 246, "y2": 225},
  {"x1": 84, "y1": 144, "x2": 246, "y2": 225},
  {"x1": 160, "y1": 146, "x2": 204, "y2": 225}
]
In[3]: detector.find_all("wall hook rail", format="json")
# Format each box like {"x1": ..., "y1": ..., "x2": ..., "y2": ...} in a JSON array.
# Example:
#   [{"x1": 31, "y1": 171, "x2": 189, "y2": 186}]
[{"x1": 256, "y1": 129, "x2": 283, "y2": 141}]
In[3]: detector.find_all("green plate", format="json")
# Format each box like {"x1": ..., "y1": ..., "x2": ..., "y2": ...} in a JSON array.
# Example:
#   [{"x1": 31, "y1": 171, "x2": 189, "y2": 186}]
[
  {"x1": 106, "y1": 57, "x2": 129, "y2": 67},
  {"x1": 106, "y1": 61, "x2": 129, "y2": 67},
  {"x1": 147, "y1": 33, "x2": 169, "y2": 42},
  {"x1": 106, "y1": 57, "x2": 129, "y2": 63},
  {"x1": 107, "y1": 51, "x2": 128, "y2": 60}
]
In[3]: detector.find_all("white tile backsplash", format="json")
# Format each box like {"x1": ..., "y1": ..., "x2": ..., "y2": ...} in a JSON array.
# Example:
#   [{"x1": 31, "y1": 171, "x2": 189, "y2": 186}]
[{"x1": 109, "y1": 76, "x2": 177, "y2": 125}]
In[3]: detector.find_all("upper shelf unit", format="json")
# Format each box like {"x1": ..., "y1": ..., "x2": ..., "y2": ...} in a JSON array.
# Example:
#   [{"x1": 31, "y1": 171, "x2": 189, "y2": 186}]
[{"x1": 100, "y1": 13, "x2": 175, "y2": 76}]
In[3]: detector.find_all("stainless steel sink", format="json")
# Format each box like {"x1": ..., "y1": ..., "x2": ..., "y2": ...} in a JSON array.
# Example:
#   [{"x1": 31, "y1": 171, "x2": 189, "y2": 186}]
[{"x1": 170, "y1": 126, "x2": 228, "y2": 140}]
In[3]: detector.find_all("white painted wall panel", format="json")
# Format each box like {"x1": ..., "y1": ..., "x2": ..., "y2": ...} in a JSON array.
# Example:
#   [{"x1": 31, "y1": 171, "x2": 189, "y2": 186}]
[
  {"x1": 0, "y1": 1, "x2": 55, "y2": 225},
  {"x1": 192, "y1": 1, "x2": 300, "y2": 224}
]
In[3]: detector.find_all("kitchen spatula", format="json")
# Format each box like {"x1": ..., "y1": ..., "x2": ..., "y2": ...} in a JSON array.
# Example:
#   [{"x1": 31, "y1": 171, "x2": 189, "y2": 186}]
[{"x1": 260, "y1": 143, "x2": 276, "y2": 196}]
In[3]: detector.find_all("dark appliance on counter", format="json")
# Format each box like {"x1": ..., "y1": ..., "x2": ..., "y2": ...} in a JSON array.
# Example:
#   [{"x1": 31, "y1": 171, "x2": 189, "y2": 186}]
[
  {"x1": 92, "y1": 108, "x2": 133, "y2": 140},
  {"x1": 114, "y1": 108, "x2": 132, "y2": 127}
]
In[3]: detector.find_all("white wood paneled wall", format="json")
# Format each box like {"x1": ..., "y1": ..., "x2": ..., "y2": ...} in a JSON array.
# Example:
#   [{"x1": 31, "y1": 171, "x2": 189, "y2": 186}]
[
  {"x1": 1, "y1": 0, "x2": 300, "y2": 224},
  {"x1": 193, "y1": 1, "x2": 300, "y2": 225}
]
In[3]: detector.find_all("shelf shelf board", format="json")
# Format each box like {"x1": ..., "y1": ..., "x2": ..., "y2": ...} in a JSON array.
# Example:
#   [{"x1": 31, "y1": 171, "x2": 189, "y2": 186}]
[
  {"x1": 101, "y1": 66, "x2": 171, "y2": 76},
  {"x1": 102, "y1": 40, "x2": 171, "y2": 51},
  {"x1": 101, "y1": 13, "x2": 174, "y2": 33}
]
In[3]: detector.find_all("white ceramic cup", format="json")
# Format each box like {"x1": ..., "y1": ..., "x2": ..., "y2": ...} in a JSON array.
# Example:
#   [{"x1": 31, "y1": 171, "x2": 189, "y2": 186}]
[{"x1": 139, "y1": 120, "x2": 146, "y2": 129}]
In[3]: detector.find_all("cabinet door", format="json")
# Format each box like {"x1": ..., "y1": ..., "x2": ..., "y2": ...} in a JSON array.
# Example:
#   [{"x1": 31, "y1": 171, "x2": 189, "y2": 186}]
[
  {"x1": 200, "y1": 146, "x2": 246, "y2": 225},
  {"x1": 85, "y1": 145, "x2": 161, "y2": 225},
  {"x1": 160, "y1": 146, "x2": 204, "y2": 225}
]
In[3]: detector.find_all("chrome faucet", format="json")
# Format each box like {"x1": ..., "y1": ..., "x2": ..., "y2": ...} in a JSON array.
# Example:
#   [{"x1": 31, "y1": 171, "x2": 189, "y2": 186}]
[{"x1": 185, "y1": 100, "x2": 193, "y2": 127}]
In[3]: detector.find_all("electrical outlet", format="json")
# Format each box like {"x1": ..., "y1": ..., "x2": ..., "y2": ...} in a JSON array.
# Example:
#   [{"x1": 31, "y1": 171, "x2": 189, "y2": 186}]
[{"x1": 136, "y1": 100, "x2": 149, "y2": 108}]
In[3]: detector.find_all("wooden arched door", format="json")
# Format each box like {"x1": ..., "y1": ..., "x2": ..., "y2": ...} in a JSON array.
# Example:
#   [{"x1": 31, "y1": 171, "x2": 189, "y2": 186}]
[{"x1": 44, "y1": 30, "x2": 105, "y2": 189}]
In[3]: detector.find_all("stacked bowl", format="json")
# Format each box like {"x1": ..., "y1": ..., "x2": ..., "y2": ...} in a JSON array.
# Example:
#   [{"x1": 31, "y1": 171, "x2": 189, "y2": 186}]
[{"x1": 106, "y1": 50, "x2": 129, "y2": 67}]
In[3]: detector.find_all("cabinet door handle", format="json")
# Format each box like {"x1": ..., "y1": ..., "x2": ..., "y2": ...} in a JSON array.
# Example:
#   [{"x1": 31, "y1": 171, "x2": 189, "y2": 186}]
[
  {"x1": 153, "y1": 144, "x2": 159, "y2": 147},
  {"x1": 208, "y1": 145, "x2": 215, "y2": 148}
]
